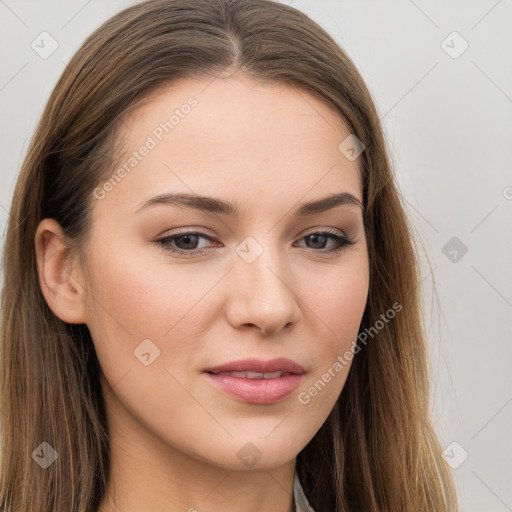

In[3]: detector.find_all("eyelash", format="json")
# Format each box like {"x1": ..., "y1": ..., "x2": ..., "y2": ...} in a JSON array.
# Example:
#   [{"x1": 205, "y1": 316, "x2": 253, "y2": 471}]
[{"x1": 156, "y1": 229, "x2": 356, "y2": 257}]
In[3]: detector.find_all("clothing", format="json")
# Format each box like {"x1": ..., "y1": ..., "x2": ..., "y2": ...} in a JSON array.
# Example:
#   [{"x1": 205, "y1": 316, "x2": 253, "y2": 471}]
[{"x1": 293, "y1": 470, "x2": 316, "y2": 512}]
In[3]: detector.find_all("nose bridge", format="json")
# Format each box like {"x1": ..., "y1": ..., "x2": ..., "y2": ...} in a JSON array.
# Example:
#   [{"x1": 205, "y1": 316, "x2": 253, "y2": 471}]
[{"x1": 228, "y1": 234, "x2": 301, "y2": 333}]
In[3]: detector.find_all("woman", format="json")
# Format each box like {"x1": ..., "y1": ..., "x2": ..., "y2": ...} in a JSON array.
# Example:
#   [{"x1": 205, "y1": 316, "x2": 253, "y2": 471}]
[{"x1": 0, "y1": 0, "x2": 458, "y2": 510}]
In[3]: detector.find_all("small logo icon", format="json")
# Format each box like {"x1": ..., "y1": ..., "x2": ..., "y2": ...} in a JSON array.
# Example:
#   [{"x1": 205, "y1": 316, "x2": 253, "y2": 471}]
[
  {"x1": 31, "y1": 32, "x2": 59, "y2": 59},
  {"x1": 442, "y1": 236, "x2": 468, "y2": 263},
  {"x1": 441, "y1": 31, "x2": 469, "y2": 59},
  {"x1": 237, "y1": 442, "x2": 262, "y2": 468},
  {"x1": 338, "y1": 134, "x2": 365, "y2": 161},
  {"x1": 236, "y1": 236, "x2": 264, "y2": 263},
  {"x1": 442, "y1": 441, "x2": 469, "y2": 469},
  {"x1": 31, "y1": 442, "x2": 58, "y2": 469},
  {"x1": 134, "y1": 338, "x2": 161, "y2": 366}
]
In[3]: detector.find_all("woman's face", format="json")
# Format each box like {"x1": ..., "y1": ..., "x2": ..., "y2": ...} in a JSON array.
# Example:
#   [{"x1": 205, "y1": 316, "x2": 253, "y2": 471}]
[{"x1": 80, "y1": 75, "x2": 369, "y2": 470}]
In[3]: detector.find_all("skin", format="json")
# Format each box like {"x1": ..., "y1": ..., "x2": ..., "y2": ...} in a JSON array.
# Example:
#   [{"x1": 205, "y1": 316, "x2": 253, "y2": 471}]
[{"x1": 35, "y1": 74, "x2": 369, "y2": 512}]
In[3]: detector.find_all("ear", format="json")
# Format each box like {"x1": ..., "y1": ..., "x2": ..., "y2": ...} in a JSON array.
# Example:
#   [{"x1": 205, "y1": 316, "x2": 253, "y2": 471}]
[{"x1": 35, "y1": 218, "x2": 88, "y2": 324}]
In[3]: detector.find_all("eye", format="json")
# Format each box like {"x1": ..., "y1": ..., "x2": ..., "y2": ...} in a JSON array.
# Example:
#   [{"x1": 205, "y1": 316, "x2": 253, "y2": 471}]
[
  {"x1": 157, "y1": 231, "x2": 215, "y2": 256},
  {"x1": 156, "y1": 229, "x2": 356, "y2": 257},
  {"x1": 294, "y1": 230, "x2": 356, "y2": 254}
]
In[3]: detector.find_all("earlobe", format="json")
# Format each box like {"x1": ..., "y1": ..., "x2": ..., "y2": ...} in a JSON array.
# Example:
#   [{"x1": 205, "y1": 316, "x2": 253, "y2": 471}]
[{"x1": 35, "y1": 218, "x2": 88, "y2": 325}]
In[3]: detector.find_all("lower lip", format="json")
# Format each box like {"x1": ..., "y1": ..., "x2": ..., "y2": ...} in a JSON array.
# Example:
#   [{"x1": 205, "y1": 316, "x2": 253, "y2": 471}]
[{"x1": 203, "y1": 372, "x2": 304, "y2": 404}]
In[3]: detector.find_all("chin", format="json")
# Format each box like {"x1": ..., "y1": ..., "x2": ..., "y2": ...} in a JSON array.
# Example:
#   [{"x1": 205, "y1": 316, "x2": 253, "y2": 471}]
[{"x1": 186, "y1": 432, "x2": 309, "y2": 472}]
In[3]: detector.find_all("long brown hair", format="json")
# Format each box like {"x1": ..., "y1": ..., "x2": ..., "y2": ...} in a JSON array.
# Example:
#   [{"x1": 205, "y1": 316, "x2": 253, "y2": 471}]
[{"x1": 0, "y1": 0, "x2": 458, "y2": 510}]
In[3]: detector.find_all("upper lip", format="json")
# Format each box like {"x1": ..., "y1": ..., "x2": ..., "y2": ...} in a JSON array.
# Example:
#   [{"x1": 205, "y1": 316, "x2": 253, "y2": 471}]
[{"x1": 203, "y1": 357, "x2": 305, "y2": 375}]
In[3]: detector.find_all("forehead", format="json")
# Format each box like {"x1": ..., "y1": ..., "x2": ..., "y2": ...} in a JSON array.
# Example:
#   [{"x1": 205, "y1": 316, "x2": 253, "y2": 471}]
[{"x1": 99, "y1": 75, "x2": 363, "y2": 215}]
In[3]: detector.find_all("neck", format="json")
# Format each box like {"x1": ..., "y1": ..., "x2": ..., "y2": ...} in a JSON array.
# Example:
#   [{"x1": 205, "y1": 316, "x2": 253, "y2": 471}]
[{"x1": 97, "y1": 385, "x2": 297, "y2": 512}]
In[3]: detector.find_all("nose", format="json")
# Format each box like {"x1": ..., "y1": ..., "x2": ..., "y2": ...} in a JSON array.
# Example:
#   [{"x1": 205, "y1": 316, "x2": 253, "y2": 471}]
[{"x1": 225, "y1": 245, "x2": 302, "y2": 336}]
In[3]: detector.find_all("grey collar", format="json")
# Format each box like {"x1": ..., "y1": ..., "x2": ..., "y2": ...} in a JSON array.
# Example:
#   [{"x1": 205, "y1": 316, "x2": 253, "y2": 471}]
[{"x1": 293, "y1": 470, "x2": 316, "y2": 512}]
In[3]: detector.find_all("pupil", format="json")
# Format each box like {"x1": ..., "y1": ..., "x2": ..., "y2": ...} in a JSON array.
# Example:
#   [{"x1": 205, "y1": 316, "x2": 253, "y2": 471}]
[
  {"x1": 308, "y1": 234, "x2": 326, "y2": 249},
  {"x1": 177, "y1": 234, "x2": 198, "y2": 249}
]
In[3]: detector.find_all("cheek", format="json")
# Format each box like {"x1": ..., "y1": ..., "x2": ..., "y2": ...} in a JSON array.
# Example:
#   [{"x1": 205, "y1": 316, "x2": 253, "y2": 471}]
[
  {"x1": 295, "y1": 258, "x2": 368, "y2": 413},
  {"x1": 305, "y1": 260, "x2": 369, "y2": 352},
  {"x1": 82, "y1": 242, "x2": 227, "y2": 379},
  {"x1": 84, "y1": 239, "x2": 206, "y2": 332}
]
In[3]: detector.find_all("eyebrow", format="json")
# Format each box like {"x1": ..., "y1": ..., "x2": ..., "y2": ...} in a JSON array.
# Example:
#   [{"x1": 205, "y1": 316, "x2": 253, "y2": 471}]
[{"x1": 135, "y1": 191, "x2": 364, "y2": 217}]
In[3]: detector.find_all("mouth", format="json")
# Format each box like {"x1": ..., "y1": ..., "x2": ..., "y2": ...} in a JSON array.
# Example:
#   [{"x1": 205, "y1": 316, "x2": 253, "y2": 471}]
[
  {"x1": 202, "y1": 358, "x2": 305, "y2": 404},
  {"x1": 203, "y1": 357, "x2": 305, "y2": 376},
  {"x1": 206, "y1": 370, "x2": 291, "y2": 379}
]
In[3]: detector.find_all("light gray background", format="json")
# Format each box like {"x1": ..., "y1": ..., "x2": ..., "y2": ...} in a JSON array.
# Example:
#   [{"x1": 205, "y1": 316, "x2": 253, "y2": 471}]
[{"x1": 1, "y1": 1, "x2": 511, "y2": 511}]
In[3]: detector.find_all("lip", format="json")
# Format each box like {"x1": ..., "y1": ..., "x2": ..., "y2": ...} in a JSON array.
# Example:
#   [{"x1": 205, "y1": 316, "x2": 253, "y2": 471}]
[
  {"x1": 202, "y1": 358, "x2": 305, "y2": 405},
  {"x1": 203, "y1": 357, "x2": 305, "y2": 375}
]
